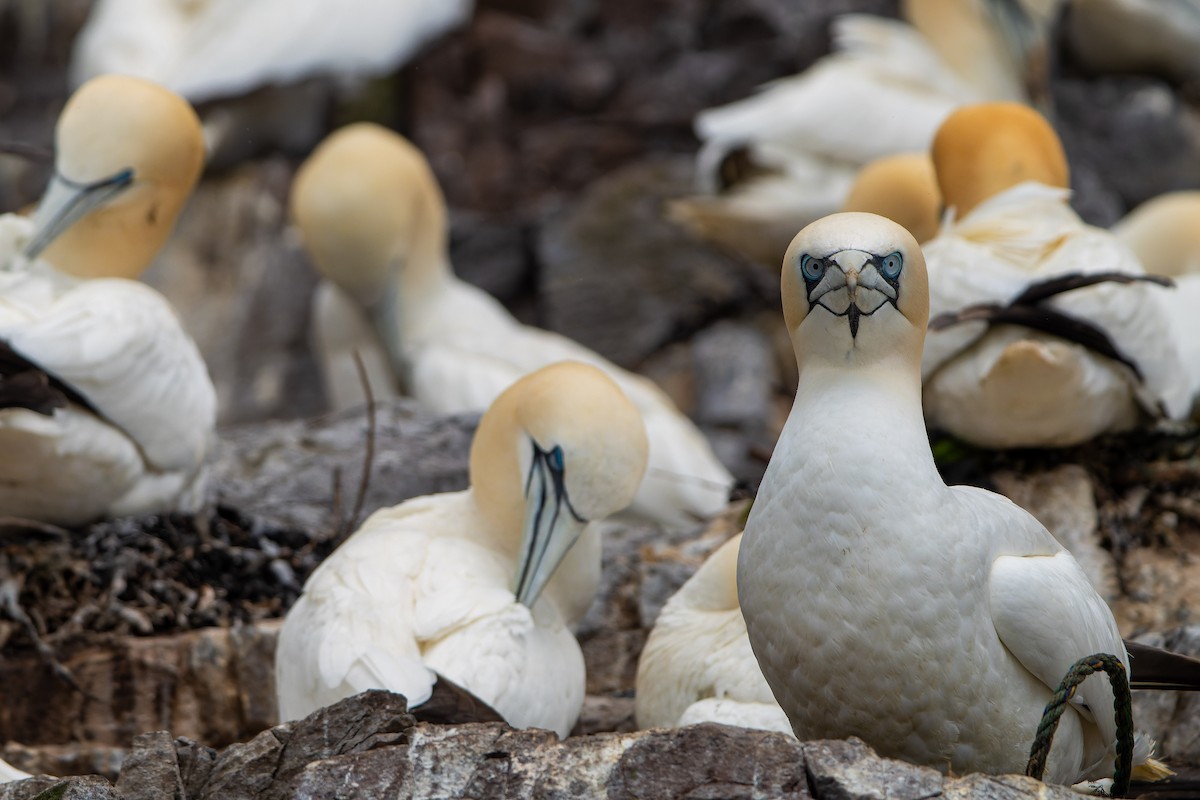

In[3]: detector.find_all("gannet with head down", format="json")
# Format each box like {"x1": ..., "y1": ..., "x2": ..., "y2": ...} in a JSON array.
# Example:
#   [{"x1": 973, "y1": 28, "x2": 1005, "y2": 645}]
[
  {"x1": 840, "y1": 152, "x2": 941, "y2": 244},
  {"x1": 920, "y1": 102, "x2": 1189, "y2": 448},
  {"x1": 0, "y1": 74, "x2": 215, "y2": 526},
  {"x1": 635, "y1": 532, "x2": 791, "y2": 735},
  {"x1": 738, "y1": 211, "x2": 1173, "y2": 786},
  {"x1": 275, "y1": 361, "x2": 648, "y2": 736},
  {"x1": 290, "y1": 123, "x2": 734, "y2": 527}
]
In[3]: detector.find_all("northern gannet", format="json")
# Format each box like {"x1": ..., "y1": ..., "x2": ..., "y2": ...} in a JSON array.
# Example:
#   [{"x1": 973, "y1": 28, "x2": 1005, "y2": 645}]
[
  {"x1": 70, "y1": 0, "x2": 472, "y2": 103},
  {"x1": 0, "y1": 759, "x2": 30, "y2": 784},
  {"x1": 275, "y1": 361, "x2": 648, "y2": 736},
  {"x1": 290, "y1": 123, "x2": 734, "y2": 527},
  {"x1": 1113, "y1": 191, "x2": 1200, "y2": 419},
  {"x1": 635, "y1": 532, "x2": 791, "y2": 735},
  {"x1": 738, "y1": 211, "x2": 1174, "y2": 785},
  {"x1": 0, "y1": 75, "x2": 215, "y2": 526},
  {"x1": 840, "y1": 152, "x2": 941, "y2": 245},
  {"x1": 921, "y1": 102, "x2": 1189, "y2": 448},
  {"x1": 671, "y1": 0, "x2": 1042, "y2": 267}
]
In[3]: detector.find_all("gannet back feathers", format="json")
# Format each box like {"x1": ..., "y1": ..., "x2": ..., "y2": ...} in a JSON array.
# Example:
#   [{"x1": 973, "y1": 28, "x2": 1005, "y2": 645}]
[{"x1": 739, "y1": 212, "x2": 1159, "y2": 786}]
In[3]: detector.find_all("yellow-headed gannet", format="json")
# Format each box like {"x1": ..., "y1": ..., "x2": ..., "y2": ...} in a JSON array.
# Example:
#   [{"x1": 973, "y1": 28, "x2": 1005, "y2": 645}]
[
  {"x1": 1114, "y1": 191, "x2": 1200, "y2": 419},
  {"x1": 840, "y1": 152, "x2": 942, "y2": 244},
  {"x1": 0, "y1": 75, "x2": 215, "y2": 526},
  {"x1": 671, "y1": 0, "x2": 1043, "y2": 267},
  {"x1": 738, "y1": 211, "x2": 1179, "y2": 785},
  {"x1": 921, "y1": 102, "x2": 1189, "y2": 448},
  {"x1": 290, "y1": 123, "x2": 734, "y2": 527},
  {"x1": 70, "y1": 0, "x2": 472, "y2": 104},
  {"x1": 275, "y1": 361, "x2": 648, "y2": 736},
  {"x1": 635, "y1": 532, "x2": 791, "y2": 735}
]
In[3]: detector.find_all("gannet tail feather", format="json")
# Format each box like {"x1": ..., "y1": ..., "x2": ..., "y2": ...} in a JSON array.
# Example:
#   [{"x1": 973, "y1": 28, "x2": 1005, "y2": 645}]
[{"x1": 1125, "y1": 640, "x2": 1200, "y2": 692}]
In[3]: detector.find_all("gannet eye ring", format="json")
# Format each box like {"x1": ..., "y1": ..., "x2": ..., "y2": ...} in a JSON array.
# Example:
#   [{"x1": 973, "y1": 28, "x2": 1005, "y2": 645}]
[
  {"x1": 880, "y1": 252, "x2": 903, "y2": 279},
  {"x1": 547, "y1": 445, "x2": 565, "y2": 473},
  {"x1": 800, "y1": 255, "x2": 825, "y2": 282}
]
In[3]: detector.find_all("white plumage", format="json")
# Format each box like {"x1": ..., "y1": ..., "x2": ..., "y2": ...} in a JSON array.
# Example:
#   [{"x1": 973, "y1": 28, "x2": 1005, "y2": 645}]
[
  {"x1": 292, "y1": 124, "x2": 734, "y2": 527},
  {"x1": 0, "y1": 75, "x2": 214, "y2": 526},
  {"x1": 672, "y1": 5, "x2": 1019, "y2": 266},
  {"x1": 922, "y1": 182, "x2": 1189, "y2": 447},
  {"x1": 276, "y1": 362, "x2": 648, "y2": 736},
  {"x1": 739, "y1": 212, "x2": 1159, "y2": 786},
  {"x1": 70, "y1": 0, "x2": 473, "y2": 103},
  {"x1": 0, "y1": 756, "x2": 30, "y2": 784},
  {"x1": 635, "y1": 532, "x2": 791, "y2": 735}
]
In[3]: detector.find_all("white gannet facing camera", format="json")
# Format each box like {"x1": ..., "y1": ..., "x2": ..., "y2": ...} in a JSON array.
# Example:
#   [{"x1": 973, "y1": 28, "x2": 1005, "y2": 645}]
[
  {"x1": 738, "y1": 211, "x2": 1184, "y2": 787},
  {"x1": 276, "y1": 361, "x2": 648, "y2": 737},
  {"x1": 0, "y1": 74, "x2": 215, "y2": 526},
  {"x1": 290, "y1": 123, "x2": 734, "y2": 527}
]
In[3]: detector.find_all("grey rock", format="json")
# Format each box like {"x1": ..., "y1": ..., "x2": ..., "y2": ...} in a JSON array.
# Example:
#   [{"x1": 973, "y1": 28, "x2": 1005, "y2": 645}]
[
  {"x1": 941, "y1": 773, "x2": 1074, "y2": 800},
  {"x1": 992, "y1": 466, "x2": 1119, "y2": 601},
  {"x1": 537, "y1": 157, "x2": 757, "y2": 368},
  {"x1": 1131, "y1": 625, "x2": 1200, "y2": 765},
  {"x1": 805, "y1": 737, "x2": 941, "y2": 800},
  {"x1": 289, "y1": 748, "x2": 409, "y2": 800},
  {"x1": 0, "y1": 776, "x2": 119, "y2": 800},
  {"x1": 210, "y1": 399, "x2": 475, "y2": 533},
  {"x1": 449, "y1": 210, "x2": 532, "y2": 306},
  {"x1": 174, "y1": 739, "x2": 218, "y2": 800},
  {"x1": 115, "y1": 732, "x2": 184, "y2": 800}
]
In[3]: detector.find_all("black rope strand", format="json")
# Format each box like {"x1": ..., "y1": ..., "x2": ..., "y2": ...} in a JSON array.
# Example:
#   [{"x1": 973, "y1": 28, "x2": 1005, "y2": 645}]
[{"x1": 1024, "y1": 653, "x2": 1133, "y2": 797}]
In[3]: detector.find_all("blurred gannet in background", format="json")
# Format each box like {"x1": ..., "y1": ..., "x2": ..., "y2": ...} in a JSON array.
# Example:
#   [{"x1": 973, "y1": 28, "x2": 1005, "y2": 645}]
[
  {"x1": 671, "y1": 0, "x2": 1052, "y2": 268},
  {"x1": 0, "y1": 759, "x2": 30, "y2": 784},
  {"x1": 291, "y1": 123, "x2": 735, "y2": 527},
  {"x1": 1113, "y1": 191, "x2": 1200, "y2": 418},
  {"x1": 0, "y1": 75, "x2": 215, "y2": 526},
  {"x1": 1065, "y1": 0, "x2": 1200, "y2": 84},
  {"x1": 840, "y1": 152, "x2": 941, "y2": 244},
  {"x1": 275, "y1": 361, "x2": 648, "y2": 736},
  {"x1": 635, "y1": 532, "x2": 791, "y2": 735},
  {"x1": 738, "y1": 212, "x2": 1189, "y2": 786},
  {"x1": 920, "y1": 102, "x2": 1189, "y2": 448},
  {"x1": 70, "y1": 0, "x2": 474, "y2": 161}
]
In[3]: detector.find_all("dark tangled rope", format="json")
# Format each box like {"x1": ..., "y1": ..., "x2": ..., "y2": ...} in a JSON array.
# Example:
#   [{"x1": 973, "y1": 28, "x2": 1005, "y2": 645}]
[{"x1": 1025, "y1": 653, "x2": 1133, "y2": 797}]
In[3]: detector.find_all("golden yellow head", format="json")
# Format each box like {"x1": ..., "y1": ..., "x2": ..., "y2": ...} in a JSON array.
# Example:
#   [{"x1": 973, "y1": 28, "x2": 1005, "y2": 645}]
[
  {"x1": 28, "y1": 74, "x2": 204, "y2": 279},
  {"x1": 931, "y1": 102, "x2": 1068, "y2": 218},
  {"x1": 468, "y1": 361, "x2": 648, "y2": 607},
  {"x1": 842, "y1": 153, "x2": 941, "y2": 244},
  {"x1": 781, "y1": 212, "x2": 928, "y2": 369},
  {"x1": 290, "y1": 123, "x2": 448, "y2": 309}
]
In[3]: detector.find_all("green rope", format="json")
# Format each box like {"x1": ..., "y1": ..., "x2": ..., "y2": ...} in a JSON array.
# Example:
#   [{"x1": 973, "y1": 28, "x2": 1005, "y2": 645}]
[{"x1": 1024, "y1": 653, "x2": 1134, "y2": 797}]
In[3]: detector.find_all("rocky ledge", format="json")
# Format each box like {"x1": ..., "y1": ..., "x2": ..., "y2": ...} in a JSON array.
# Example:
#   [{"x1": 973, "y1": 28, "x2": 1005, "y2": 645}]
[{"x1": 0, "y1": 691, "x2": 1085, "y2": 800}]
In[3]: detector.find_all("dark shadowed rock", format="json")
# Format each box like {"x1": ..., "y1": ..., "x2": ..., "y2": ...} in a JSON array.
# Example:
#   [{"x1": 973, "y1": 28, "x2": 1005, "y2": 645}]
[
  {"x1": 609, "y1": 723, "x2": 809, "y2": 799},
  {"x1": 210, "y1": 399, "x2": 476, "y2": 533},
  {"x1": 805, "y1": 737, "x2": 942, "y2": 800},
  {"x1": 537, "y1": 157, "x2": 758, "y2": 368},
  {"x1": 115, "y1": 732, "x2": 184, "y2": 800}
]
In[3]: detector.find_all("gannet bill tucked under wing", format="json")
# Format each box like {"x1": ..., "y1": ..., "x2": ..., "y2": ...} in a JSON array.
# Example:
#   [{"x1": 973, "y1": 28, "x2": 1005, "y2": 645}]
[
  {"x1": 0, "y1": 75, "x2": 215, "y2": 526},
  {"x1": 920, "y1": 103, "x2": 1189, "y2": 448},
  {"x1": 290, "y1": 124, "x2": 734, "y2": 527},
  {"x1": 635, "y1": 532, "x2": 791, "y2": 735},
  {"x1": 737, "y1": 212, "x2": 1200, "y2": 787},
  {"x1": 275, "y1": 361, "x2": 648, "y2": 736}
]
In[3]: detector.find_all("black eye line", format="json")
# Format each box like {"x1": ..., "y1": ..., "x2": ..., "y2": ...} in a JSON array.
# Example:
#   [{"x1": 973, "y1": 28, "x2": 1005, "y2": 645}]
[{"x1": 56, "y1": 167, "x2": 135, "y2": 192}]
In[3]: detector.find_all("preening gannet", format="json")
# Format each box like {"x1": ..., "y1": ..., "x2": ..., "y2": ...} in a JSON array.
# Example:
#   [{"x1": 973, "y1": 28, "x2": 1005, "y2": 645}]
[
  {"x1": 0, "y1": 75, "x2": 215, "y2": 526},
  {"x1": 70, "y1": 0, "x2": 473, "y2": 103},
  {"x1": 738, "y1": 212, "x2": 1174, "y2": 785},
  {"x1": 635, "y1": 532, "x2": 791, "y2": 735},
  {"x1": 275, "y1": 361, "x2": 648, "y2": 736},
  {"x1": 1114, "y1": 191, "x2": 1200, "y2": 419},
  {"x1": 672, "y1": 0, "x2": 1041, "y2": 267},
  {"x1": 921, "y1": 103, "x2": 1189, "y2": 448},
  {"x1": 291, "y1": 123, "x2": 734, "y2": 527}
]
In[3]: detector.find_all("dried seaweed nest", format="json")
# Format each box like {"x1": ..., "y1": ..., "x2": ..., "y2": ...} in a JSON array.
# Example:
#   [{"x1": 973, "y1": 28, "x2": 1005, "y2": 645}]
[{"x1": 0, "y1": 506, "x2": 325, "y2": 658}]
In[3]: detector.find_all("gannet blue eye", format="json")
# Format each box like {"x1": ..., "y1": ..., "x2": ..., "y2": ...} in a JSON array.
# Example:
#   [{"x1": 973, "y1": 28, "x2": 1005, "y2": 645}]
[
  {"x1": 800, "y1": 255, "x2": 825, "y2": 282},
  {"x1": 547, "y1": 445, "x2": 564, "y2": 473},
  {"x1": 880, "y1": 252, "x2": 903, "y2": 279}
]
